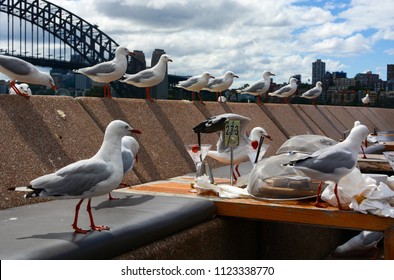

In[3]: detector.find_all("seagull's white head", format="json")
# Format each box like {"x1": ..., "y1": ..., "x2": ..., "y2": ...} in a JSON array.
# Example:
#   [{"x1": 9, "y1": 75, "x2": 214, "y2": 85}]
[
  {"x1": 316, "y1": 81, "x2": 323, "y2": 87},
  {"x1": 202, "y1": 72, "x2": 215, "y2": 79},
  {"x1": 262, "y1": 70, "x2": 275, "y2": 79},
  {"x1": 106, "y1": 120, "x2": 141, "y2": 139},
  {"x1": 289, "y1": 78, "x2": 298, "y2": 85},
  {"x1": 115, "y1": 46, "x2": 134, "y2": 57},
  {"x1": 160, "y1": 54, "x2": 173, "y2": 63},
  {"x1": 122, "y1": 136, "x2": 140, "y2": 158},
  {"x1": 250, "y1": 127, "x2": 272, "y2": 141},
  {"x1": 225, "y1": 71, "x2": 239, "y2": 79}
]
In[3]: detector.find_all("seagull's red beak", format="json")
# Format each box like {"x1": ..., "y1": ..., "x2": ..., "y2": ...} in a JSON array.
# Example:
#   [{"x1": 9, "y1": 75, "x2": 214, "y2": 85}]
[
  {"x1": 131, "y1": 128, "x2": 141, "y2": 134},
  {"x1": 266, "y1": 135, "x2": 273, "y2": 140},
  {"x1": 135, "y1": 153, "x2": 139, "y2": 163}
]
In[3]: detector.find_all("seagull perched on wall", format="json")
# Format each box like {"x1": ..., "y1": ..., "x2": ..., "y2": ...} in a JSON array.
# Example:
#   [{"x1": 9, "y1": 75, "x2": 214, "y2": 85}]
[
  {"x1": 73, "y1": 46, "x2": 134, "y2": 98},
  {"x1": 176, "y1": 72, "x2": 214, "y2": 103},
  {"x1": 193, "y1": 113, "x2": 272, "y2": 180},
  {"x1": 204, "y1": 71, "x2": 239, "y2": 101},
  {"x1": 284, "y1": 123, "x2": 370, "y2": 210},
  {"x1": 10, "y1": 120, "x2": 142, "y2": 234},
  {"x1": 268, "y1": 77, "x2": 298, "y2": 103},
  {"x1": 0, "y1": 54, "x2": 56, "y2": 98},
  {"x1": 120, "y1": 54, "x2": 172, "y2": 102},
  {"x1": 237, "y1": 70, "x2": 275, "y2": 104},
  {"x1": 300, "y1": 81, "x2": 323, "y2": 106},
  {"x1": 361, "y1": 93, "x2": 370, "y2": 106}
]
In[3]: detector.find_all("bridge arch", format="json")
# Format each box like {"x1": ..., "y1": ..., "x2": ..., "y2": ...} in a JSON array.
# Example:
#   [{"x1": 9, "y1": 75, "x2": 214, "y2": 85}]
[{"x1": 0, "y1": 0, "x2": 119, "y2": 69}]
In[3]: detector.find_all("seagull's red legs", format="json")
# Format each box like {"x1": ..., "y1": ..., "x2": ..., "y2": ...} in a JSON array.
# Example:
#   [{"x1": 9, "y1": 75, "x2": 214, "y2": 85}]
[
  {"x1": 103, "y1": 84, "x2": 112, "y2": 98},
  {"x1": 87, "y1": 198, "x2": 110, "y2": 231},
  {"x1": 108, "y1": 193, "x2": 119, "y2": 200},
  {"x1": 146, "y1": 87, "x2": 154, "y2": 102},
  {"x1": 314, "y1": 181, "x2": 328, "y2": 208},
  {"x1": 333, "y1": 183, "x2": 343, "y2": 210},
  {"x1": 72, "y1": 198, "x2": 90, "y2": 234}
]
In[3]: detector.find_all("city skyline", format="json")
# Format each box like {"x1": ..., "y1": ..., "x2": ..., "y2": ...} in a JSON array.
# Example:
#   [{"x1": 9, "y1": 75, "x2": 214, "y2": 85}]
[{"x1": 1, "y1": 0, "x2": 394, "y2": 88}]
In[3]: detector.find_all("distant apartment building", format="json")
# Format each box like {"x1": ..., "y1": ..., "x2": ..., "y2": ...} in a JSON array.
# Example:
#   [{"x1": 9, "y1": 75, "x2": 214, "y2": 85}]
[
  {"x1": 354, "y1": 71, "x2": 379, "y2": 90},
  {"x1": 312, "y1": 59, "x2": 325, "y2": 85},
  {"x1": 387, "y1": 64, "x2": 394, "y2": 91}
]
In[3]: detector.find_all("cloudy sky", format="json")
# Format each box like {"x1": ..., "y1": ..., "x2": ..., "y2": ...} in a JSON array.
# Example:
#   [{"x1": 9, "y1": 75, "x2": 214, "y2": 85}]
[{"x1": 3, "y1": 0, "x2": 394, "y2": 88}]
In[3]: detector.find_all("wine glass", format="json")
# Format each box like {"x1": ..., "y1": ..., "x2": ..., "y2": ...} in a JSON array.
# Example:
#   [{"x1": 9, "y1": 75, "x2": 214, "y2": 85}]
[
  {"x1": 383, "y1": 151, "x2": 394, "y2": 171},
  {"x1": 184, "y1": 144, "x2": 212, "y2": 180},
  {"x1": 247, "y1": 143, "x2": 269, "y2": 165}
]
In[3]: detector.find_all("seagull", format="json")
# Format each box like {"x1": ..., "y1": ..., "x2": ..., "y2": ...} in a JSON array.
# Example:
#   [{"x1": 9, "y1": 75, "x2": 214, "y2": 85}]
[
  {"x1": 361, "y1": 93, "x2": 370, "y2": 106},
  {"x1": 120, "y1": 54, "x2": 172, "y2": 102},
  {"x1": 176, "y1": 72, "x2": 214, "y2": 102},
  {"x1": 204, "y1": 71, "x2": 239, "y2": 101},
  {"x1": 268, "y1": 77, "x2": 298, "y2": 103},
  {"x1": 237, "y1": 70, "x2": 275, "y2": 104},
  {"x1": 9, "y1": 83, "x2": 32, "y2": 96},
  {"x1": 73, "y1": 46, "x2": 134, "y2": 98},
  {"x1": 108, "y1": 135, "x2": 140, "y2": 200},
  {"x1": 10, "y1": 120, "x2": 141, "y2": 234},
  {"x1": 300, "y1": 81, "x2": 323, "y2": 106},
  {"x1": 0, "y1": 54, "x2": 56, "y2": 98},
  {"x1": 193, "y1": 113, "x2": 272, "y2": 179},
  {"x1": 285, "y1": 123, "x2": 370, "y2": 210}
]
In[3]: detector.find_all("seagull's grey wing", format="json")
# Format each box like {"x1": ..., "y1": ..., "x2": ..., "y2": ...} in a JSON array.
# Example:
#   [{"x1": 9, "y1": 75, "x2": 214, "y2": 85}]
[
  {"x1": 0, "y1": 56, "x2": 33, "y2": 75},
  {"x1": 122, "y1": 149, "x2": 135, "y2": 174},
  {"x1": 243, "y1": 81, "x2": 266, "y2": 93},
  {"x1": 80, "y1": 62, "x2": 116, "y2": 76},
  {"x1": 294, "y1": 149, "x2": 355, "y2": 174},
  {"x1": 31, "y1": 160, "x2": 113, "y2": 197},
  {"x1": 207, "y1": 78, "x2": 224, "y2": 87},
  {"x1": 302, "y1": 87, "x2": 320, "y2": 98},
  {"x1": 125, "y1": 70, "x2": 155, "y2": 83},
  {"x1": 274, "y1": 84, "x2": 292, "y2": 95},
  {"x1": 179, "y1": 77, "x2": 199, "y2": 88}
]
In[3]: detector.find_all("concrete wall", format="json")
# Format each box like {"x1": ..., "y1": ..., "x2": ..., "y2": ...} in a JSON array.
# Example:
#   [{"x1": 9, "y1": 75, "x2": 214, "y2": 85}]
[{"x1": 1, "y1": 95, "x2": 394, "y2": 210}]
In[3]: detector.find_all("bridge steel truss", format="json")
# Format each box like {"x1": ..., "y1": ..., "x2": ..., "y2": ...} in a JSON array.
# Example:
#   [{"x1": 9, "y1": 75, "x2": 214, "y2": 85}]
[{"x1": 0, "y1": 0, "x2": 119, "y2": 69}]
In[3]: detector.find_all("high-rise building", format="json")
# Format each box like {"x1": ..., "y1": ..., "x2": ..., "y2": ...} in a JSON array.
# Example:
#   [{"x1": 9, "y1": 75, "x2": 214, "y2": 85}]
[
  {"x1": 388, "y1": 64, "x2": 394, "y2": 91},
  {"x1": 312, "y1": 59, "x2": 326, "y2": 85},
  {"x1": 150, "y1": 49, "x2": 168, "y2": 99},
  {"x1": 354, "y1": 71, "x2": 379, "y2": 90}
]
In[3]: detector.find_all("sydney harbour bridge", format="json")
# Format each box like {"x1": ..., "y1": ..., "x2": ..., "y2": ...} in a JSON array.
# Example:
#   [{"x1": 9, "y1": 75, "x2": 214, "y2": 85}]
[{"x1": 0, "y1": 0, "x2": 188, "y2": 98}]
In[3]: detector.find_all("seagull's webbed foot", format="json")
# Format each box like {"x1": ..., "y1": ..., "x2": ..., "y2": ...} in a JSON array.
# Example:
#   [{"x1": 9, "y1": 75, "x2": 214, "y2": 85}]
[
  {"x1": 73, "y1": 226, "x2": 91, "y2": 234},
  {"x1": 108, "y1": 193, "x2": 119, "y2": 200},
  {"x1": 91, "y1": 225, "x2": 110, "y2": 231},
  {"x1": 314, "y1": 201, "x2": 328, "y2": 208}
]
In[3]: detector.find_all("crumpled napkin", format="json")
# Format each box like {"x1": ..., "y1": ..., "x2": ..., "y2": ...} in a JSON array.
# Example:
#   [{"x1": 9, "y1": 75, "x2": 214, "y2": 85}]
[
  {"x1": 194, "y1": 175, "x2": 250, "y2": 198},
  {"x1": 321, "y1": 168, "x2": 394, "y2": 218}
]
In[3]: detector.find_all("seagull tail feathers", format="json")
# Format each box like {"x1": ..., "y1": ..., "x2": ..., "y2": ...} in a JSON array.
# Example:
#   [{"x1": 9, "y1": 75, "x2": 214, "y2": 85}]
[{"x1": 8, "y1": 185, "x2": 42, "y2": 198}]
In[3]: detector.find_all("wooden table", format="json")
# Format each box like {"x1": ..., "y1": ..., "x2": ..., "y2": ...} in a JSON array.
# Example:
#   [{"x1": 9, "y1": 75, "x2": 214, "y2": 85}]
[
  {"x1": 358, "y1": 154, "x2": 393, "y2": 174},
  {"x1": 120, "y1": 176, "x2": 394, "y2": 259}
]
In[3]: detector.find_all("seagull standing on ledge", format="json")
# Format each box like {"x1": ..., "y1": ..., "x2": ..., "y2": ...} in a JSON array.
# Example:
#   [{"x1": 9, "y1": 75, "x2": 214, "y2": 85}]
[
  {"x1": 204, "y1": 71, "x2": 239, "y2": 101},
  {"x1": 238, "y1": 70, "x2": 275, "y2": 104},
  {"x1": 285, "y1": 123, "x2": 370, "y2": 210},
  {"x1": 300, "y1": 81, "x2": 323, "y2": 106},
  {"x1": 0, "y1": 54, "x2": 56, "y2": 98},
  {"x1": 361, "y1": 93, "x2": 370, "y2": 106},
  {"x1": 10, "y1": 120, "x2": 142, "y2": 234},
  {"x1": 120, "y1": 54, "x2": 172, "y2": 102},
  {"x1": 268, "y1": 77, "x2": 298, "y2": 103},
  {"x1": 73, "y1": 46, "x2": 134, "y2": 98},
  {"x1": 176, "y1": 72, "x2": 214, "y2": 102}
]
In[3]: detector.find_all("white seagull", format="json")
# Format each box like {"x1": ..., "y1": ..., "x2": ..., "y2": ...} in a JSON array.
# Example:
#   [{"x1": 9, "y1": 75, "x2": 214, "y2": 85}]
[
  {"x1": 204, "y1": 71, "x2": 239, "y2": 101},
  {"x1": 361, "y1": 93, "x2": 370, "y2": 106},
  {"x1": 300, "y1": 81, "x2": 323, "y2": 106},
  {"x1": 237, "y1": 70, "x2": 275, "y2": 104},
  {"x1": 9, "y1": 83, "x2": 32, "y2": 96},
  {"x1": 268, "y1": 77, "x2": 298, "y2": 103},
  {"x1": 0, "y1": 54, "x2": 56, "y2": 98},
  {"x1": 108, "y1": 135, "x2": 140, "y2": 200},
  {"x1": 193, "y1": 113, "x2": 271, "y2": 179},
  {"x1": 10, "y1": 120, "x2": 141, "y2": 234},
  {"x1": 286, "y1": 123, "x2": 370, "y2": 210},
  {"x1": 120, "y1": 54, "x2": 172, "y2": 102},
  {"x1": 73, "y1": 46, "x2": 134, "y2": 98},
  {"x1": 176, "y1": 72, "x2": 214, "y2": 102}
]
